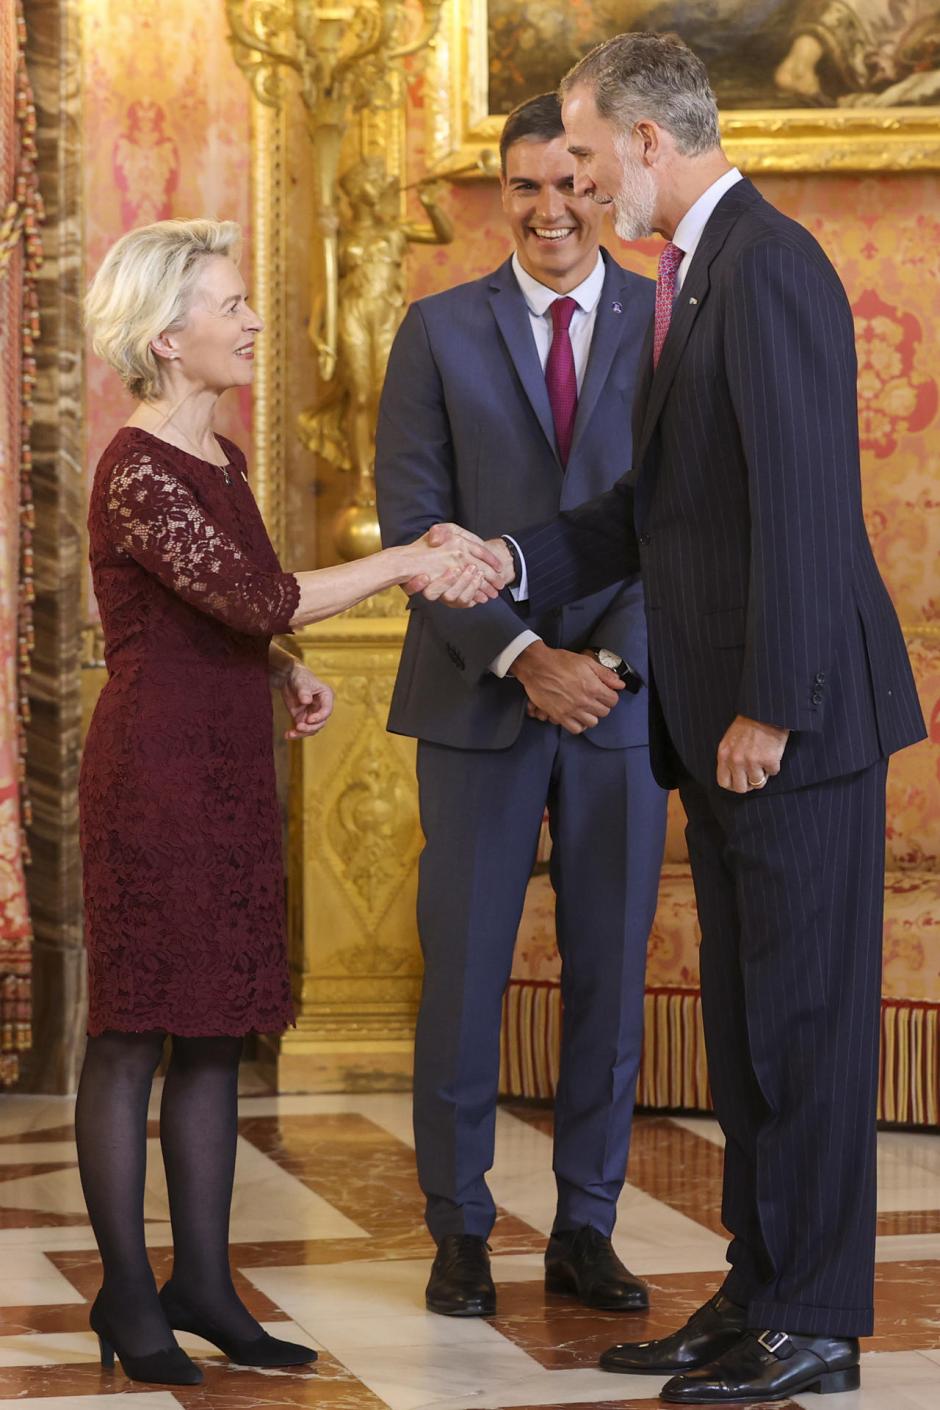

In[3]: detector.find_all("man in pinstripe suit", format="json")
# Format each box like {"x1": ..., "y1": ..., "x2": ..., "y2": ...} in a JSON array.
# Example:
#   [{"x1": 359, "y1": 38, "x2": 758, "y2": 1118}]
[{"x1": 417, "y1": 30, "x2": 926, "y2": 1405}]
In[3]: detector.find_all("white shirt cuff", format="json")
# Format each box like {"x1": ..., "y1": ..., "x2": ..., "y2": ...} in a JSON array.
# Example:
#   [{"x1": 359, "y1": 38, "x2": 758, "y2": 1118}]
[
  {"x1": 504, "y1": 535, "x2": 529, "y2": 601},
  {"x1": 490, "y1": 630, "x2": 540, "y2": 679}
]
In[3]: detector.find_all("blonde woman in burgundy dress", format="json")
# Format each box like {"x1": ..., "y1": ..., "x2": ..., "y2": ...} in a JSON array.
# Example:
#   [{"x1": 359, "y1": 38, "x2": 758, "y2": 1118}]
[{"x1": 80, "y1": 218, "x2": 499, "y2": 1387}]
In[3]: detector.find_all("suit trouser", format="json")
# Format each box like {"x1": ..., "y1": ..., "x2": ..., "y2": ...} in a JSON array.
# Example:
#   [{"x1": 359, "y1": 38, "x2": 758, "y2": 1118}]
[
  {"x1": 414, "y1": 718, "x2": 667, "y2": 1243},
  {"x1": 679, "y1": 759, "x2": 888, "y2": 1338}
]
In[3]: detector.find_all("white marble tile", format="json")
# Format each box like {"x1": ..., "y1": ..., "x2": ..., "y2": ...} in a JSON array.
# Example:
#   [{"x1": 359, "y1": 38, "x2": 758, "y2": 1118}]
[
  {"x1": 244, "y1": 1256, "x2": 685, "y2": 1410},
  {"x1": 228, "y1": 1134, "x2": 367, "y2": 1243},
  {"x1": 0, "y1": 1321, "x2": 312, "y2": 1367},
  {"x1": 0, "y1": 1225, "x2": 98, "y2": 1252},
  {"x1": 425, "y1": 1366, "x2": 663, "y2": 1409},
  {"x1": 485, "y1": 1104, "x2": 730, "y2": 1273},
  {"x1": 668, "y1": 1115, "x2": 726, "y2": 1148},
  {"x1": 0, "y1": 1097, "x2": 76, "y2": 1140},
  {"x1": 0, "y1": 1250, "x2": 86, "y2": 1307},
  {"x1": 0, "y1": 1135, "x2": 366, "y2": 1243},
  {"x1": 874, "y1": 1233, "x2": 940, "y2": 1263},
  {"x1": 0, "y1": 1162, "x2": 87, "y2": 1218},
  {"x1": 878, "y1": 1132, "x2": 940, "y2": 1178},
  {"x1": 876, "y1": 1137, "x2": 940, "y2": 1213},
  {"x1": 243, "y1": 1255, "x2": 547, "y2": 1410},
  {"x1": 0, "y1": 1142, "x2": 77, "y2": 1167},
  {"x1": 791, "y1": 1351, "x2": 940, "y2": 1410},
  {"x1": 0, "y1": 1398, "x2": 182, "y2": 1410}
]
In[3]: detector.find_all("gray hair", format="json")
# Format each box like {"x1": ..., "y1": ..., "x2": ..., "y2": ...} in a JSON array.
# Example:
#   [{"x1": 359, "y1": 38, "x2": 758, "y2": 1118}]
[
  {"x1": 85, "y1": 218, "x2": 241, "y2": 401},
  {"x1": 561, "y1": 32, "x2": 721, "y2": 157}
]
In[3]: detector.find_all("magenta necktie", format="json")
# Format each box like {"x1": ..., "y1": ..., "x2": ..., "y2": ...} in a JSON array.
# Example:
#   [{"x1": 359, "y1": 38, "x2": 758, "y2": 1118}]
[
  {"x1": 546, "y1": 296, "x2": 578, "y2": 466},
  {"x1": 653, "y1": 241, "x2": 684, "y2": 369}
]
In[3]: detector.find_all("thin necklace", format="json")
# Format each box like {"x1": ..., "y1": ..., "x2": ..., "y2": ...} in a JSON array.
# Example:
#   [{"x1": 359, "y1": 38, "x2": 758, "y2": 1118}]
[{"x1": 139, "y1": 399, "x2": 232, "y2": 480}]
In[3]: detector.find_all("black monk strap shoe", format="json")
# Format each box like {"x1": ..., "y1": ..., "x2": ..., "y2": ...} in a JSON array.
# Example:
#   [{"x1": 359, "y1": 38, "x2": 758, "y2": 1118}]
[
  {"x1": 600, "y1": 1291, "x2": 746, "y2": 1374},
  {"x1": 660, "y1": 1328, "x2": 861, "y2": 1403},
  {"x1": 425, "y1": 1234, "x2": 496, "y2": 1317},
  {"x1": 545, "y1": 1225, "x2": 648, "y2": 1312}
]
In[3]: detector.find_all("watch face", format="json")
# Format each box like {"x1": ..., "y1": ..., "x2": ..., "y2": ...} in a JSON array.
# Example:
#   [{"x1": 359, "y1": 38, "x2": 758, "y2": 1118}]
[{"x1": 597, "y1": 648, "x2": 622, "y2": 670}]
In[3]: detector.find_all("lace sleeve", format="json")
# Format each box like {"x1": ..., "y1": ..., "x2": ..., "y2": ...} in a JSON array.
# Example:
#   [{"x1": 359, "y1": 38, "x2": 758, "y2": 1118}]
[{"x1": 106, "y1": 453, "x2": 300, "y2": 636}]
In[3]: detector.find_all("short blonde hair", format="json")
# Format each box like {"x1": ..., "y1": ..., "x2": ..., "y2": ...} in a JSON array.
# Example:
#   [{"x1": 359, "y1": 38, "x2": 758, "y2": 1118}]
[{"x1": 85, "y1": 218, "x2": 241, "y2": 400}]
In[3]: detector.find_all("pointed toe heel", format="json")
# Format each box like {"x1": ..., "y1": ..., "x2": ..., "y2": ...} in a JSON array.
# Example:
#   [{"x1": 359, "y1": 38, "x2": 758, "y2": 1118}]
[
  {"x1": 89, "y1": 1295, "x2": 203, "y2": 1386},
  {"x1": 158, "y1": 1283, "x2": 317, "y2": 1368}
]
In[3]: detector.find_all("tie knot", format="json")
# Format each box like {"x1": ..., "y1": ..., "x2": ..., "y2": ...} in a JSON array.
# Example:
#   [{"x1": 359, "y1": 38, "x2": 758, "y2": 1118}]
[
  {"x1": 658, "y1": 241, "x2": 684, "y2": 281},
  {"x1": 550, "y1": 296, "x2": 578, "y2": 333}
]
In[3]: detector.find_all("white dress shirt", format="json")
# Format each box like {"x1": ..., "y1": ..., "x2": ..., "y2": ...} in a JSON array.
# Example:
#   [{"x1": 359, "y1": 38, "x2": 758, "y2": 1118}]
[
  {"x1": 490, "y1": 253, "x2": 606, "y2": 679},
  {"x1": 673, "y1": 167, "x2": 742, "y2": 290},
  {"x1": 507, "y1": 169, "x2": 745, "y2": 622}
]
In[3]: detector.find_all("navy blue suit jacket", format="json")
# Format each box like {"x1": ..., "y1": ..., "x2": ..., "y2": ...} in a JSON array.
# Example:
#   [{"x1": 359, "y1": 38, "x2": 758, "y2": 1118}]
[
  {"x1": 376, "y1": 249, "x2": 655, "y2": 751},
  {"x1": 516, "y1": 180, "x2": 925, "y2": 790}
]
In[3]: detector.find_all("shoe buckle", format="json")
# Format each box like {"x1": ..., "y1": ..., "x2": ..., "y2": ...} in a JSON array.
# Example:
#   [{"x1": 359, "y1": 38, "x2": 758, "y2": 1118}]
[{"x1": 756, "y1": 1330, "x2": 789, "y2": 1355}]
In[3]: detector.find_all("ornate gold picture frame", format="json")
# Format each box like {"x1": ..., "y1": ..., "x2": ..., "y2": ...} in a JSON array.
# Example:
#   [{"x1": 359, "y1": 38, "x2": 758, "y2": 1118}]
[{"x1": 428, "y1": 0, "x2": 940, "y2": 174}]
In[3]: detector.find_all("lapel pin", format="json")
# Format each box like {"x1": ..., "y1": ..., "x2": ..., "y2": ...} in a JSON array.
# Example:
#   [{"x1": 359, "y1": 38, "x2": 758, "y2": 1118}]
[
  {"x1": 689, "y1": 296, "x2": 698, "y2": 305},
  {"x1": 611, "y1": 300, "x2": 623, "y2": 313}
]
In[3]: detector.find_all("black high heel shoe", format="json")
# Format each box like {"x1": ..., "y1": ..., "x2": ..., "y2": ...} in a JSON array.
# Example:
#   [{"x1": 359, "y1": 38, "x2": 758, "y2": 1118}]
[
  {"x1": 158, "y1": 1282, "x2": 318, "y2": 1368},
  {"x1": 90, "y1": 1294, "x2": 204, "y2": 1386}
]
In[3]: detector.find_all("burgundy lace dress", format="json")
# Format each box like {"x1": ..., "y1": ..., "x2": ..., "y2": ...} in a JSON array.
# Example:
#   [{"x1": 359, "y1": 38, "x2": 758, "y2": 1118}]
[{"x1": 80, "y1": 427, "x2": 301, "y2": 1036}]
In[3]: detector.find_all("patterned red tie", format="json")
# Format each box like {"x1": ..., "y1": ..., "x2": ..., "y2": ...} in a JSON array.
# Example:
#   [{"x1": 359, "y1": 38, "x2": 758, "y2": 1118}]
[
  {"x1": 653, "y1": 241, "x2": 684, "y2": 369},
  {"x1": 546, "y1": 295, "x2": 578, "y2": 466}
]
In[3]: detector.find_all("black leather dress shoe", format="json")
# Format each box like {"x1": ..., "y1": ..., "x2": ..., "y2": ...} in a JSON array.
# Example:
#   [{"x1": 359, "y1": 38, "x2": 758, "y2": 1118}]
[
  {"x1": 545, "y1": 1226, "x2": 648, "y2": 1311},
  {"x1": 660, "y1": 1329, "x2": 861, "y2": 1403},
  {"x1": 600, "y1": 1292, "x2": 746, "y2": 1374},
  {"x1": 425, "y1": 1234, "x2": 496, "y2": 1317}
]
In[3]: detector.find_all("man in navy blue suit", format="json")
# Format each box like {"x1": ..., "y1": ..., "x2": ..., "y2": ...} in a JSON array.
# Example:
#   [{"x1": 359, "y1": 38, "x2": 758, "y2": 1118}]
[
  {"x1": 376, "y1": 94, "x2": 667, "y2": 1320},
  {"x1": 420, "y1": 34, "x2": 926, "y2": 1404}
]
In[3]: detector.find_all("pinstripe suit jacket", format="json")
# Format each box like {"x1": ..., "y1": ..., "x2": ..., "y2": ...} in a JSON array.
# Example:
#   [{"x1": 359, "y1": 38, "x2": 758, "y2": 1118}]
[{"x1": 516, "y1": 178, "x2": 925, "y2": 791}]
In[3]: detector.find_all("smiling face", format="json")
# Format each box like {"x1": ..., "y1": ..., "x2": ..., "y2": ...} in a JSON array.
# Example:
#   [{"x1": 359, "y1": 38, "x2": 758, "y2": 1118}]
[
  {"x1": 562, "y1": 84, "x2": 658, "y2": 242},
  {"x1": 156, "y1": 254, "x2": 262, "y2": 394},
  {"x1": 500, "y1": 134, "x2": 606, "y2": 292}
]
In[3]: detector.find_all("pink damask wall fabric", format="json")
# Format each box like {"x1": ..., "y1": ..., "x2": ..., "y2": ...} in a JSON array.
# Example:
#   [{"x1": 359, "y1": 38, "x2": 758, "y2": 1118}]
[
  {"x1": 81, "y1": 0, "x2": 253, "y2": 573},
  {"x1": 0, "y1": 0, "x2": 40, "y2": 1087}
]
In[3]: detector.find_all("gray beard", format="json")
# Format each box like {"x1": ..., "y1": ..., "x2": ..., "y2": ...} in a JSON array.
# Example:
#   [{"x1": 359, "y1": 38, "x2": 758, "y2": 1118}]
[{"x1": 612, "y1": 157, "x2": 656, "y2": 242}]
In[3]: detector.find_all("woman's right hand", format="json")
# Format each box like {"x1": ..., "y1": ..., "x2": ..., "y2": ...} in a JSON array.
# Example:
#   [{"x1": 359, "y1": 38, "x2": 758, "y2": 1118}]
[{"x1": 393, "y1": 527, "x2": 506, "y2": 608}]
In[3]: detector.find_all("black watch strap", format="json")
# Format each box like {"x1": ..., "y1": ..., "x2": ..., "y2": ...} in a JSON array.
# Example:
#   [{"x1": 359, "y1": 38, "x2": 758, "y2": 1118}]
[{"x1": 500, "y1": 535, "x2": 522, "y2": 586}]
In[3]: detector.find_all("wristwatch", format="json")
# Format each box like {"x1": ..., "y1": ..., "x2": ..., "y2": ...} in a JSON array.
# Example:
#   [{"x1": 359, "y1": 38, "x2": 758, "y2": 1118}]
[
  {"x1": 593, "y1": 647, "x2": 643, "y2": 695},
  {"x1": 499, "y1": 535, "x2": 522, "y2": 585}
]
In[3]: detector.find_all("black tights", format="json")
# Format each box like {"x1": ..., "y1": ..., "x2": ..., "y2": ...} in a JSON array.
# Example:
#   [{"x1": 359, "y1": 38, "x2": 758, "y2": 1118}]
[{"x1": 75, "y1": 1031, "x2": 262, "y2": 1355}]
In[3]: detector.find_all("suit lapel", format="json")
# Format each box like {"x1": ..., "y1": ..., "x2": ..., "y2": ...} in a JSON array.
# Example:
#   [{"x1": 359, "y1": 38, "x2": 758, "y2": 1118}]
[
  {"x1": 635, "y1": 178, "x2": 762, "y2": 465},
  {"x1": 487, "y1": 260, "x2": 558, "y2": 461},
  {"x1": 566, "y1": 248, "x2": 625, "y2": 456},
  {"x1": 632, "y1": 318, "x2": 655, "y2": 451}
]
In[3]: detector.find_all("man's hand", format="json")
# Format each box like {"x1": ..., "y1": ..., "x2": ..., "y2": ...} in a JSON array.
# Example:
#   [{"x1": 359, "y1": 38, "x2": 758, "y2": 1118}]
[
  {"x1": 716, "y1": 714, "x2": 790, "y2": 793},
  {"x1": 511, "y1": 641, "x2": 623, "y2": 734},
  {"x1": 281, "y1": 662, "x2": 335, "y2": 740},
  {"x1": 403, "y1": 523, "x2": 514, "y2": 603}
]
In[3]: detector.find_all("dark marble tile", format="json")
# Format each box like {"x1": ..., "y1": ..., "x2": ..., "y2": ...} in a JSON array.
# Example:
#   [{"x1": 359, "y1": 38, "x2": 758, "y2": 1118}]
[
  {"x1": 502, "y1": 1107, "x2": 727, "y2": 1238},
  {"x1": 0, "y1": 1121, "x2": 77, "y2": 1145},
  {"x1": 502, "y1": 1404, "x2": 804, "y2": 1410},
  {"x1": 869, "y1": 1260, "x2": 940, "y2": 1350},
  {"x1": 490, "y1": 1271, "x2": 725, "y2": 1371},
  {"x1": 0, "y1": 1353, "x2": 384, "y2": 1408},
  {"x1": 876, "y1": 1209, "x2": 940, "y2": 1236},
  {"x1": 238, "y1": 1112, "x2": 545, "y2": 1257}
]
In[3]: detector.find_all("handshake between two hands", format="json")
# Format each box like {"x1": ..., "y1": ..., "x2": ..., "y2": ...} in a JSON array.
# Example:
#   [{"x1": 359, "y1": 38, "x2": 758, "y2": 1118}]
[
  {"x1": 398, "y1": 523, "x2": 791, "y2": 783},
  {"x1": 399, "y1": 522, "x2": 628, "y2": 737},
  {"x1": 400, "y1": 521, "x2": 513, "y2": 605}
]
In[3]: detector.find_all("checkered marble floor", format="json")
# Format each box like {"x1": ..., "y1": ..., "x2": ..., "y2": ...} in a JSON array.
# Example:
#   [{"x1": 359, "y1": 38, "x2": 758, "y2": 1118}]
[{"x1": 0, "y1": 1081, "x2": 938, "y2": 1409}]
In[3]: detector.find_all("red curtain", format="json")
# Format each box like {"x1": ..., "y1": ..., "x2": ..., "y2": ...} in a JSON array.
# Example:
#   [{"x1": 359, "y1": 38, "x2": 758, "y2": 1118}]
[{"x1": 0, "y1": 0, "x2": 41, "y2": 1087}]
